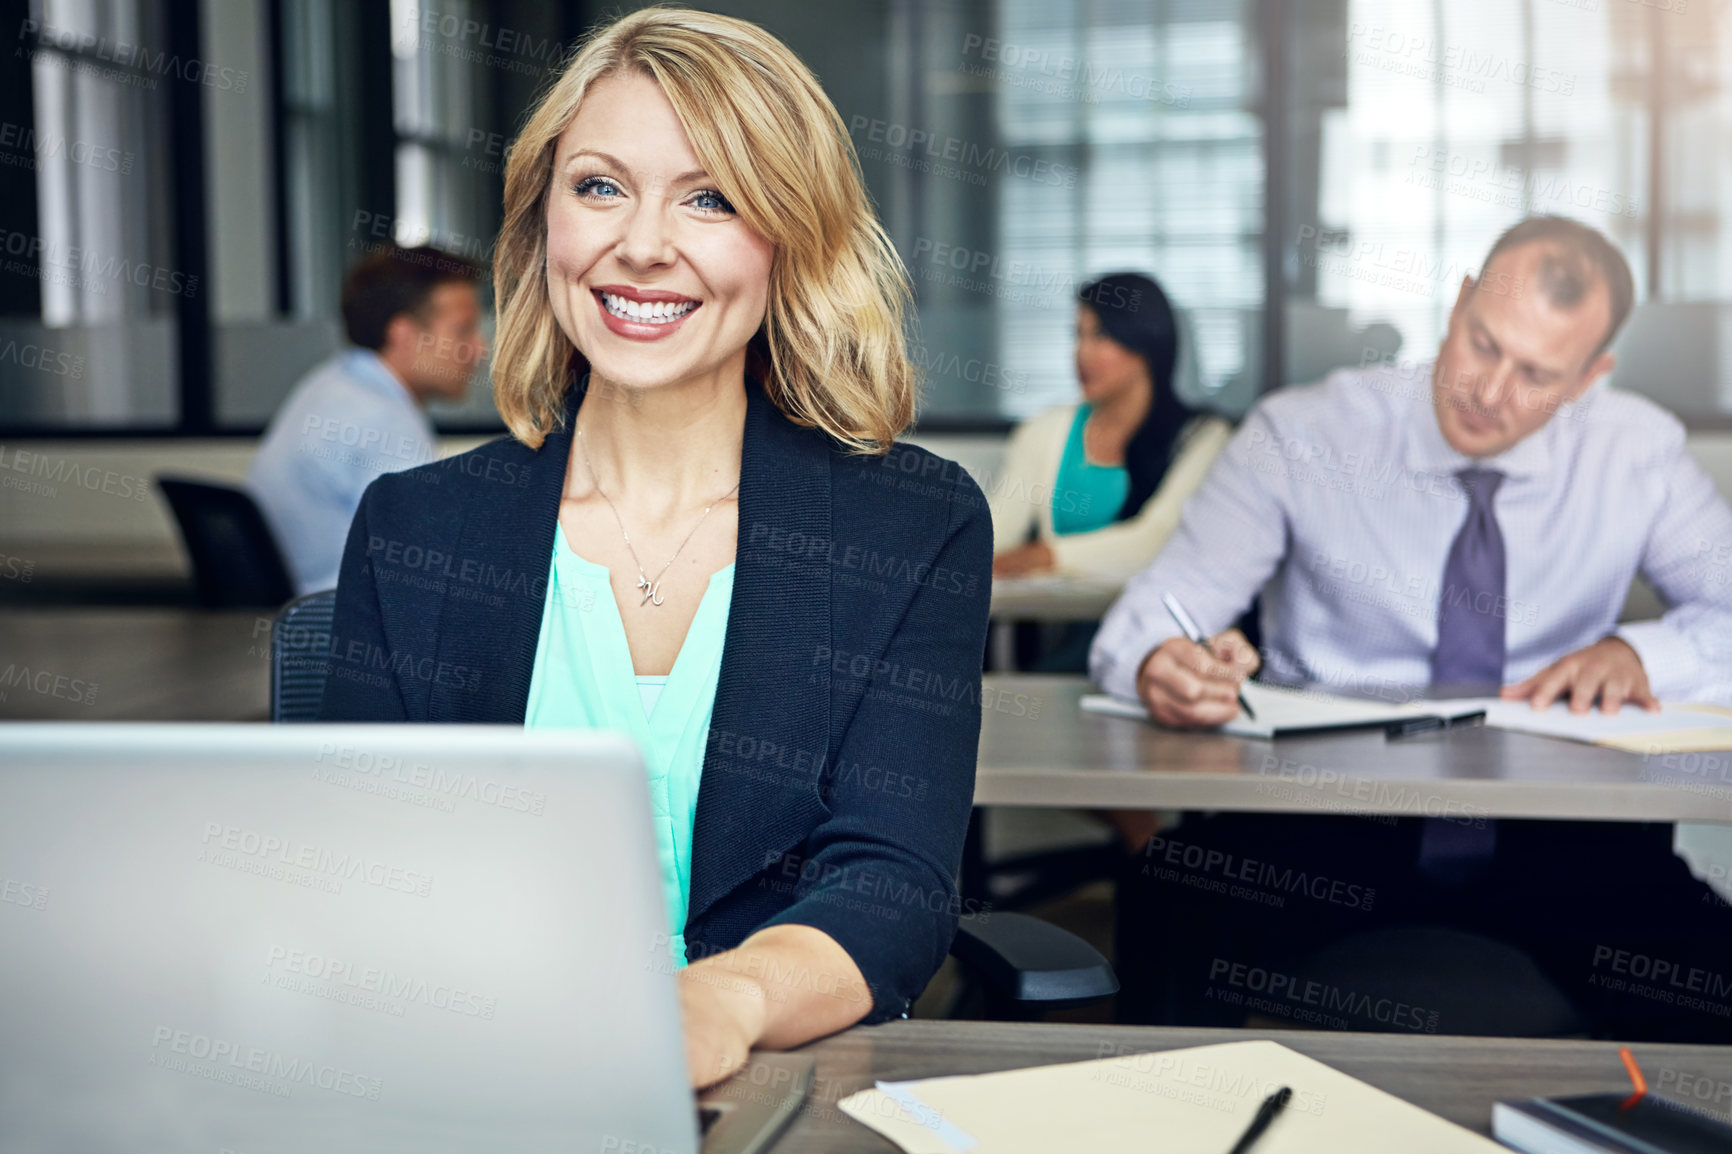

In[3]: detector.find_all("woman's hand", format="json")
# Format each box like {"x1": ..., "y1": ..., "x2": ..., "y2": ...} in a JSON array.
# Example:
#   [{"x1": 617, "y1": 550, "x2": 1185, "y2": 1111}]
[
  {"x1": 993, "y1": 541, "x2": 1056, "y2": 578},
  {"x1": 677, "y1": 963, "x2": 769, "y2": 1089},
  {"x1": 675, "y1": 924, "x2": 871, "y2": 1089}
]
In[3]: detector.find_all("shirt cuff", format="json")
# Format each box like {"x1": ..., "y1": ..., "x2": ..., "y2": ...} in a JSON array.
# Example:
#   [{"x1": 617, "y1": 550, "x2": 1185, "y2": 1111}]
[{"x1": 1615, "y1": 620, "x2": 1705, "y2": 703}]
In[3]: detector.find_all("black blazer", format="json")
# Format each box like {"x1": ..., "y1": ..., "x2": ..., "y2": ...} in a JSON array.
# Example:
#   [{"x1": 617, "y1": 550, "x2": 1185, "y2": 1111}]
[{"x1": 318, "y1": 377, "x2": 993, "y2": 1022}]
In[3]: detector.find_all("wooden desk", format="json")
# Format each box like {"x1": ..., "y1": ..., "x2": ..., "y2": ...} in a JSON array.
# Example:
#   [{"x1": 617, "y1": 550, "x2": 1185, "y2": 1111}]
[
  {"x1": 765, "y1": 1020, "x2": 1732, "y2": 1150},
  {"x1": 0, "y1": 609, "x2": 271, "y2": 720},
  {"x1": 977, "y1": 675, "x2": 1732, "y2": 823}
]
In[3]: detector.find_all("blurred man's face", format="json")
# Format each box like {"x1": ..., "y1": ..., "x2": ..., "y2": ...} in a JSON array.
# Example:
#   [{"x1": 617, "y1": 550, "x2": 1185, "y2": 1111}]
[
  {"x1": 1430, "y1": 242, "x2": 1615, "y2": 459},
  {"x1": 403, "y1": 282, "x2": 488, "y2": 403}
]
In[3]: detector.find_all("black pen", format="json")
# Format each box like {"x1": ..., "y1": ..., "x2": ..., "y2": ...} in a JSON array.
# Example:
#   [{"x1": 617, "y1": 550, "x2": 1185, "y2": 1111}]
[
  {"x1": 1227, "y1": 1085, "x2": 1292, "y2": 1154},
  {"x1": 1162, "y1": 591, "x2": 1256, "y2": 721}
]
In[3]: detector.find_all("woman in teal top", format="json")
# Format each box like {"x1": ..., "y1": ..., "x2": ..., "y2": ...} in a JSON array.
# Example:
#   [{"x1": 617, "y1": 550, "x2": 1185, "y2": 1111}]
[
  {"x1": 1049, "y1": 401, "x2": 1132, "y2": 537},
  {"x1": 989, "y1": 272, "x2": 1232, "y2": 583},
  {"x1": 525, "y1": 525, "x2": 735, "y2": 966}
]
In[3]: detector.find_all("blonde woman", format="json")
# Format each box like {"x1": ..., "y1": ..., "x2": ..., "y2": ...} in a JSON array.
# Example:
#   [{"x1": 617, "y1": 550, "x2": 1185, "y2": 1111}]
[
  {"x1": 991, "y1": 272, "x2": 1231, "y2": 584},
  {"x1": 319, "y1": 9, "x2": 991, "y2": 1087}
]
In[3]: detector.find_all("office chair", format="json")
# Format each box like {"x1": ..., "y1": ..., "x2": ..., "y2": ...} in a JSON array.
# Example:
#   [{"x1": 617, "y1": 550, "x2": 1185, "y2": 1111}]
[
  {"x1": 269, "y1": 591, "x2": 1119, "y2": 1021},
  {"x1": 156, "y1": 475, "x2": 297, "y2": 609}
]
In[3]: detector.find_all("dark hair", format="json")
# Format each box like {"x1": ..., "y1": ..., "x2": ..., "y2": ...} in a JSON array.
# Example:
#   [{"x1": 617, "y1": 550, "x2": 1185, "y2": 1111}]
[
  {"x1": 341, "y1": 245, "x2": 483, "y2": 351},
  {"x1": 1480, "y1": 216, "x2": 1634, "y2": 354},
  {"x1": 1077, "y1": 271, "x2": 1198, "y2": 522}
]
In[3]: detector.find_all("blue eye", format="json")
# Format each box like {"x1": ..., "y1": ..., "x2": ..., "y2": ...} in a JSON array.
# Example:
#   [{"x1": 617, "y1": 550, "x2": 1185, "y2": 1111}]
[
  {"x1": 690, "y1": 189, "x2": 734, "y2": 214},
  {"x1": 572, "y1": 175, "x2": 623, "y2": 199}
]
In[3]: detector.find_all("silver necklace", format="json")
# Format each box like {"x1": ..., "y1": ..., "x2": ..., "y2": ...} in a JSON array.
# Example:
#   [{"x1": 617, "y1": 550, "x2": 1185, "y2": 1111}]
[{"x1": 575, "y1": 423, "x2": 740, "y2": 607}]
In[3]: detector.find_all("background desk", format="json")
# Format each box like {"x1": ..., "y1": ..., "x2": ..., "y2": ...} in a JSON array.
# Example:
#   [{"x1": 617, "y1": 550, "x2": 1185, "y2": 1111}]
[
  {"x1": 765, "y1": 1021, "x2": 1732, "y2": 1151},
  {"x1": 0, "y1": 608, "x2": 270, "y2": 720},
  {"x1": 976, "y1": 675, "x2": 1732, "y2": 824},
  {"x1": 987, "y1": 577, "x2": 1121, "y2": 671}
]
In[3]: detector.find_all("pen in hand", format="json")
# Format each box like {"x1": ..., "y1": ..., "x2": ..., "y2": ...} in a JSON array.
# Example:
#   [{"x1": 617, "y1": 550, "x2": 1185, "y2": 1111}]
[
  {"x1": 1162, "y1": 592, "x2": 1256, "y2": 721},
  {"x1": 1227, "y1": 1085, "x2": 1292, "y2": 1154}
]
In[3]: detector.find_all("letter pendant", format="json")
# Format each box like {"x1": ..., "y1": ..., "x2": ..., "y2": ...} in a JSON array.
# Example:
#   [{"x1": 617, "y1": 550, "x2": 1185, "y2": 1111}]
[{"x1": 637, "y1": 575, "x2": 664, "y2": 607}]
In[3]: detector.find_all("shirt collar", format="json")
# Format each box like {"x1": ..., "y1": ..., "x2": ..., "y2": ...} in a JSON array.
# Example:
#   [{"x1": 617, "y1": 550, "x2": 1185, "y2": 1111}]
[{"x1": 1399, "y1": 359, "x2": 1561, "y2": 482}]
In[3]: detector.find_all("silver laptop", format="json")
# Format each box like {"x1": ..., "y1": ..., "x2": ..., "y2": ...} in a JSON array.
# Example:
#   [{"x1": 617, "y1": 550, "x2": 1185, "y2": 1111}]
[{"x1": 0, "y1": 724, "x2": 810, "y2": 1153}]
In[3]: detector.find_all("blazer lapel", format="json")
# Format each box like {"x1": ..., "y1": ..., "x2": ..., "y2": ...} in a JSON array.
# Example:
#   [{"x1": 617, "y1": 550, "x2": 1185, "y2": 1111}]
[
  {"x1": 687, "y1": 381, "x2": 833, "y2": 924},
  {"x1": 429, "y1": 388, "x2": 574, "y2": 722}
]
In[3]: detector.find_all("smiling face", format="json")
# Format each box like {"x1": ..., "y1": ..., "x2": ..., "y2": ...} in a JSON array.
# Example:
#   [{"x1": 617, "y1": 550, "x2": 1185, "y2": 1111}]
[
  {"x1": 542, "y1": 70, "x2": 775, "y2": 397},
  {"x1": 1431, "y1": 241, "x2": 1617, "y2": 458}
]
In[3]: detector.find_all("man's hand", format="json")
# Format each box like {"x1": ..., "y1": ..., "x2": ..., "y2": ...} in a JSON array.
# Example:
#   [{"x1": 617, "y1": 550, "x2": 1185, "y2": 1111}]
[
  {"x1": 993, "y1": 541, "x2": 1056, "y2": 578},
  {"x1": 1135, "y1": 629, "x2": 1260, "y2": 728},
  {"x1": 1501, "y1": 636, "x2": 1659, "y2": 714},
  {"x1": 677, "y1": 963, "x2": 768, "y2": 1089}
]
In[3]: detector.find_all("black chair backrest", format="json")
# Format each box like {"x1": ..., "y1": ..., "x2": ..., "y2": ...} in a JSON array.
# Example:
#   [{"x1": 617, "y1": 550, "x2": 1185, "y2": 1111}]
[
  {"x1": 271, "y1": 589, "x2": 336, "y2": 722},
  {"x1": 155, "y1": 476, "x2": 297, "y2": 608}
]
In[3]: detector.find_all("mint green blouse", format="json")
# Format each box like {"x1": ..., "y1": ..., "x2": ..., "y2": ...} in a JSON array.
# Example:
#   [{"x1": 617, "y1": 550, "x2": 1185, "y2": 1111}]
[
  {"x1": 524, "y1": 524, "x2": 735, "y2": 969},
  {"x1": 1051, "y1": 404, "x2": 1130, "y2": 536}
]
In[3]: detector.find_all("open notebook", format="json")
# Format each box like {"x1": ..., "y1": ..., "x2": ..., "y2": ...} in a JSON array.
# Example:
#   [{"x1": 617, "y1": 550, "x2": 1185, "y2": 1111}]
[
  {"x1": 839, "y1": 1038, "x2": 1504, "y2": 1153},
  {"x1": 1082, "y1": 681, "x2": 1732, "y2": 746},
  {"x1": 1080, "y1": 681, "x2": 1486, "y2": 739}
]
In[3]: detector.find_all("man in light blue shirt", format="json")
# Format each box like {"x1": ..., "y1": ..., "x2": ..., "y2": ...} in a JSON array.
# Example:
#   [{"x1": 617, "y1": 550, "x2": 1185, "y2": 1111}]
[
  {"x1": 1094, "y1": 218, "x2": 1732, "y2": 719},
  {"x1": 249, "y1": 245, "x2": 488, "y2": 594}
]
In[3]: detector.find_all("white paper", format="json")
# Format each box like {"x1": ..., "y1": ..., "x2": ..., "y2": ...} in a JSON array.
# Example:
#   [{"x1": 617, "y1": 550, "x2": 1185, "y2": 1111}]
[
  {"x1": 1081, "y1": 687, "x2": 1732, "y2": 745},
  {"x1": 1080, "y1": 683, "x2": 1470, "y2": 739},
  {"x1": 837, "y1": 1039, "x2": 1502, "y2": 1154}
]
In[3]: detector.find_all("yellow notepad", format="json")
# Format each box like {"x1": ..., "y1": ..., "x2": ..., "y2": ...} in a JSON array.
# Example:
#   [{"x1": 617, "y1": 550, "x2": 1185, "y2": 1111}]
[{"x1": 839, "y1": 1039, "x2": 1504, "y2": 1153}]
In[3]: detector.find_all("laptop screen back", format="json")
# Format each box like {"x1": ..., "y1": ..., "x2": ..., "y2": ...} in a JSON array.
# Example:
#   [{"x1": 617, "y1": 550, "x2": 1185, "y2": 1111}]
[{"x1": 0, "y1": 724, "x2": 698, "y2": 1154}]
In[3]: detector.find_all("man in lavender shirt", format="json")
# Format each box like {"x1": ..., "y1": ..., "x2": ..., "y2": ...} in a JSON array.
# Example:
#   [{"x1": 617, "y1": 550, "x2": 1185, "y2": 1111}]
[
  {"x1": 1096, "y1": 217, "x2": 1732, "y2": 1042},
  {"x1": 1093, "y1": 222, "x2": 1732, "y2": 719}
]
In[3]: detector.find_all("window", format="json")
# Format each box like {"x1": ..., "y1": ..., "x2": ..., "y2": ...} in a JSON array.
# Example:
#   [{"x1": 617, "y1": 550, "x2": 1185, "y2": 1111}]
[{"x1": 1, "y1": 0, "x2": 181, "y2": 428}]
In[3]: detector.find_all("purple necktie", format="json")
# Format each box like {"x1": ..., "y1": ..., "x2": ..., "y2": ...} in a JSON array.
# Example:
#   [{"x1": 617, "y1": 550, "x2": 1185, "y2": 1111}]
[
  {"x1": 1420, "y1": 468, "x2": 1504, "y2": 882},
  {"x1": 1430, "y1": 468, "x2": 1506, "y2": 691}
]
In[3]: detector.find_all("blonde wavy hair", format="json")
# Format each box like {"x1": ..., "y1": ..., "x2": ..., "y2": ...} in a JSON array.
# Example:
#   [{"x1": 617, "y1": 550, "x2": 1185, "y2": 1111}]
[{"x1": 491, "y1": 6, "x2": 915, "y2": 454}]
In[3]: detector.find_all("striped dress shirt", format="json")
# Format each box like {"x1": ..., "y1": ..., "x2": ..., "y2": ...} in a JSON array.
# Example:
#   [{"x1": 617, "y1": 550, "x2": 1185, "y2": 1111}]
[{"x1": 1090, "y1": 362, "x2": 1732, "y2": 706}]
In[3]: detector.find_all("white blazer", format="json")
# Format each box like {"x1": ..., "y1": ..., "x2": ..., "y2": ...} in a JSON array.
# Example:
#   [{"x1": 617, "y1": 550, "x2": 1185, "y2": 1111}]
[{"x1": 988, "y1": 405, "x2": 1231, "y2": 582}]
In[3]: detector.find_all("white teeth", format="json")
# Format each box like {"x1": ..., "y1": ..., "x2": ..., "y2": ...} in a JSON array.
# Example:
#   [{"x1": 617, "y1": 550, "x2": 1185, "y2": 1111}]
[{"x1": 600, "y1": 292, "x2": 697, "y2": 324}]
